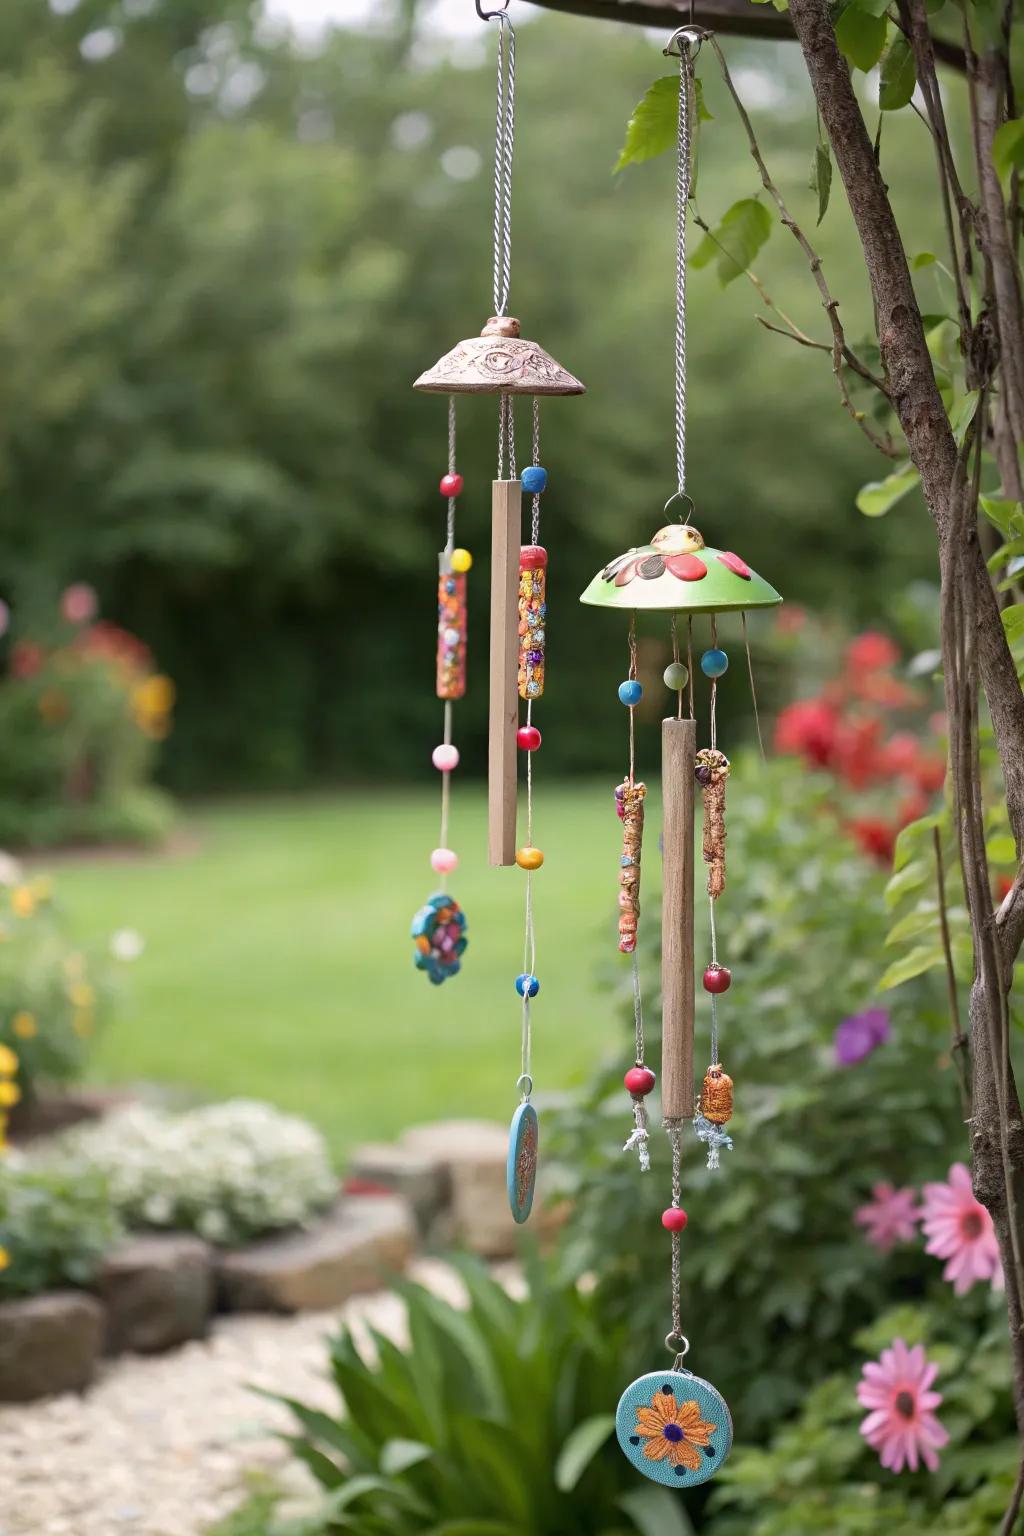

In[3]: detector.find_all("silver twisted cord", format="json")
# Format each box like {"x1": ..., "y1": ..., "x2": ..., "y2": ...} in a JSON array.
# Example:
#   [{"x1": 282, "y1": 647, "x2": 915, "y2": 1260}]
[
  {"x1": 666, "y1": 1119, "x2": 684, "y2": 1339},
  {"x1": 674, "y1": 46, "x2": 695, "y2": 500},
  {"x1": 446, "y1": 395, "x2": 457, "y2": 551},
  {"x1": 530, "y1": 397, "x2": 540, "y2": 542},
  {"x1": 490, "y1": 14, "x2": 516, "y2": 317}
]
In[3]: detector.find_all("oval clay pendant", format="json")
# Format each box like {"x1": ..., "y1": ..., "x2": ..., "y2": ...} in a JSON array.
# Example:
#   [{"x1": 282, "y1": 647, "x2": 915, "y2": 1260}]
[
  {"x1": 506, "y1": 1101, "x2": 538, "y2": 1223},
  {"x1": 616, "y1": 1369, "x2": 732, "y2": 1487}
]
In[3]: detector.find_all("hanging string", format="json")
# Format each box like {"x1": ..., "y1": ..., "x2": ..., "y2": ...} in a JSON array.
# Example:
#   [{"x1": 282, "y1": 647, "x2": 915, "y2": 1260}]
[
  {"x1": 673, "y1": 41, "x2": 696, "y2": 500},
  {"x1": 490, "y1": 11, "x2": 516, "y2": 318},
  {"x1": 686, "y1": 617, "x2": 695, "y2": 720},
  {"x1": 530, "y1": 398, "x2": 541, "y2": 540},
  {"x1": 665, "y1": 1117, "x2": 687, "y2": 1360},
  {"x1": 741, "y1": 612, "x2": 766, "y2": 760},
  {"x1": 508, "y1": 394, "x2": 517, "y2": 480},
  {"x1": 709, "y1": 614, "x2": 718, "y2": 751},
  {"x1": 518, "y1": 393, "x2": 536, "y2": 1102},
  {"x1": 708, "y1": 893, "x2": 720, "y2": 1066},
  {"x1": 439, "y1": 397, "x2": 458, "y2": 853},
  {"x1": 446, "y1": 396, "x2": 457, "y2": 552},
  {"x1": 627, "y1": 612, "x2": 638, "y2": 785}
]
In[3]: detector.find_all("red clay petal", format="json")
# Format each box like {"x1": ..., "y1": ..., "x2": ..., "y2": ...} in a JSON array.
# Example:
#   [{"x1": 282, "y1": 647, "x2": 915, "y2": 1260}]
[
  {"x1": 665, "y1": 553, "x2": 707, "y2": 581},
  {"x1": 614, "y1": 558, "x2": 640, "y2": 587},
  {"x1": 717, "y1": 551, "x2": 751, "y2": 579}
]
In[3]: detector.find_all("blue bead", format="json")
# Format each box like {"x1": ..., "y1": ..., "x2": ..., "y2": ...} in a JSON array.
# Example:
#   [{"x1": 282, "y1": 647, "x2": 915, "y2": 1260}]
[
  {"x1": 521, "y1": 465, "x2": 548, "y2": 494},
  {"x1": 515, "y1": 972, "x2": 540, "y2": 998},
  {"x1": 618, "y1": 680, "x2": 643, "y2": 706},
  {"x1": 701, "y1": 648, "x2": 729, "y2": 678}
]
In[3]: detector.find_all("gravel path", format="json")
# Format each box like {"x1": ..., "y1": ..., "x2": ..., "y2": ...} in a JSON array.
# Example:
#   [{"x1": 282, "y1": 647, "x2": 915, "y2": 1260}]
[{"x1": 0, "y1": 1260, "x2": 471, "y2": 1536}]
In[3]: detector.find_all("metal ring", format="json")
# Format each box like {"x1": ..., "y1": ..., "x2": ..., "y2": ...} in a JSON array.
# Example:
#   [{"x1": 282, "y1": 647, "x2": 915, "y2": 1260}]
[
  {"x1": 476, "y1": 0, "x2": 511, "y2": 17},
  {"x1": 662, "y1": 491, "x2": 696, "y2": 521},
  {"x1": 515, "y1": 1073, "x2": 533, "y2": 1100},
  {"x1": 663, "y1": 26, "x2": 706, "y2": 58},
  {"x1": 665, "y1": 1331, "x2": 690, "y2": 1358}
]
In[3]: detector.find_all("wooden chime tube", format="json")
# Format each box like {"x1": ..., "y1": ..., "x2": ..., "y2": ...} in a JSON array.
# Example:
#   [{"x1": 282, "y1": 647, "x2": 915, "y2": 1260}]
[
  {"x1": 488, "y1": 478, "x2": 522, "y2": 866},
  {"x1": 661, "y1": 715, "x2": 696, "y2": 1118}
]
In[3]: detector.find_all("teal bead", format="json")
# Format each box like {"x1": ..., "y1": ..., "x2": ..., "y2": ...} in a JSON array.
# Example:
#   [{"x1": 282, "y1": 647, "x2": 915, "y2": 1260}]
[
  {"x1": 618, "y1": 680, "x2": 643, "y2": 706},
  {"x1": 522, "y1": 465, "x2": 548, "y2": 494},
  {"x1": 701, "y1": 648, "x2": 729, "y2": 678},
  {"x1": 663, "y1": 661, "x2": 689, "y2": 690}
]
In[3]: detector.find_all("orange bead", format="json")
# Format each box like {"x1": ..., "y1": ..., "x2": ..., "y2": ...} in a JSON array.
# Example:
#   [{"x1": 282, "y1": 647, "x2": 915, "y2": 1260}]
[{"x1": 516, "y1": 846, "x2": 544, "y2": 870}]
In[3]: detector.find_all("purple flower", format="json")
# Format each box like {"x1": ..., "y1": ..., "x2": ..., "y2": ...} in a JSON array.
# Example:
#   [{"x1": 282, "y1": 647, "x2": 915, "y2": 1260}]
[{"x1": 834, "y1": 1007, "x2": 891, "y2": 1066}]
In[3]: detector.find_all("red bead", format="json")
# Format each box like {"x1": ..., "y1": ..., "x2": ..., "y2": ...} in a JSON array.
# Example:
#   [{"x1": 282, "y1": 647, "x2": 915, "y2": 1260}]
[
  {"x1": 440, "y1": 473, "x2": 464, "y2": 497},
  {"x1": 717, "y1": 551, "x2": 752, "y2": 580},
  {"x1": 624, "y1": 1065, "x2": 656, "y2": 1097},
  {"x1": 517, "y1": 725, "x2": 542, "y2": 751},
  {"x1": 703, "y1": 965, "x2": 732, "y2": 994},
  {"x1": 665, "y1": 553, "x2": 707, "y2": 581},
  {"x1": 520, "y1": 544, "x2": 548, "y2": 570},
  {"x1": 662, "y1": 1208, "x2": 688, "y2": 1232}
]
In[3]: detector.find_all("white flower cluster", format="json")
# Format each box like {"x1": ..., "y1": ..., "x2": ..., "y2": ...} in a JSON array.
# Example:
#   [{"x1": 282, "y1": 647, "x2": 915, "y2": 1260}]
[{"x1": 47, "y1": 1099, "x2": 337, "y2": 1245}]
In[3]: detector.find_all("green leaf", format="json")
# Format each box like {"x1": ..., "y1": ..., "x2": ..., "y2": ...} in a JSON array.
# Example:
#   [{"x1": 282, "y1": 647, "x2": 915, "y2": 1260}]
[
  {"x1": 885, "y1": 860, "x2": 929, "y2": 907},
  {"x1": 879, "y1": 942, "x2": 944, "y2": 990},
  {"x1": 379, "y1": 1438, "x2": 434, "y2": 1476},
  {"x1": 992, "y1": 118, "x2": 1024, "y2": 182},
  {"x1": 554, "y1": 1414, "x2": 616, "y2": 1492},
  {"x1": 893, "y1": 812, "x2": 943, "y2": 871},
  {"x1": 856, "y1": 465, "x2": 920, "y2": 517},
  {"x1": 619, "y1": 1484, "x2": 696, "y2": 1536},
  {"x1": 912, "y1": 251, "x2": 937, "y2": 268},
  {"x1": 986, "y1": 834, "x2": 1017, "y2": 863},
  {"x1": 885, "y1": 906, "x2": 939, "y2": 945},
  {"x1": 615, "y1": 75, "x2": 707, "y2": 172},
  {"x1": 1003, "y1": 603, "x2": 1024, "y2": 644},
  {"x1": 879, "y1": 35, "x2": 916, "y2": 110},
  {"x1": 691, "y1": 198, "x2": 772, "y2": 287},
  {"x1": 809, "y1": 140, "x2": 832, "y2": 225},
  {"x1": 980, "y1": 496, "x2": 1024, "y2": 536},
  {"x1": 949, "y1": 388, "x2": 980, "y2": 444},
  {"x1": 836, "y1": 5, "x2": 888, "y2": 71}
]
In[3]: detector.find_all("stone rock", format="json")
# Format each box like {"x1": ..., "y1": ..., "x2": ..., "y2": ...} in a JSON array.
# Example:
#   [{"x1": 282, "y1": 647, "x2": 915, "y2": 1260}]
[
  {"x1": 216, "y1": 1197, "x2": 415, "y2": 1314},
  {"x1": 99, "y1": 1234, "x2": 213, "y2": 1355},
  {"x1": 402, "y1": 1120, "x2": 518, "y2": 1258},
  {"x1": 346, "y1": 1141, "x2": 450, "y2": 1234},
  {"x1": 0, "y1": 1291, "x2": 103, "y2": 1401}
]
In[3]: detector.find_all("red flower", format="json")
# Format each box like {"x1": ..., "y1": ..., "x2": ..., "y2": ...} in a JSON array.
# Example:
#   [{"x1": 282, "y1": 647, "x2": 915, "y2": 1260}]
[
  {"x1": 847, "y1": 816, "x2": 898, "y2": 864},
  {"x1": 10, "y1": 641, "x2": 45, "y2": 679},
  {"x1": 879, "y1": 731, "x2": 921, "y2": 778},
  {"x1": 775, "y1": 699, "x2": 839, "y2": 768},
  {"x1": 846, "y1": 630, "x2": 900, "y2": 673},
  {"x1": 996, "y1": 875, "x2": 1014, "y2": 902},
  {"x1": 834, "y1": 716, "x2": 885, "y2": 789},
  {"x1": 76, "y1": 621, "x2": 152, "y2": 673},
  {"x1": 914, "y1": 754, "x2": 947, "y2": 794},
  {"x1": 775, "y1": 605, "x2": 808, "y2": 636}
]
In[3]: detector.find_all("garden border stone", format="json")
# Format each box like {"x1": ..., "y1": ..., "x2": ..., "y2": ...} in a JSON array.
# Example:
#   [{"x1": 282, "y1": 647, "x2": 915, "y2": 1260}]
[
  {"x1": 0, "y1": 1290, "x2": 104, "y2": 1402},
  {"x1": 99, "y1": 1233, "x2": 213, "y2": 1354}
]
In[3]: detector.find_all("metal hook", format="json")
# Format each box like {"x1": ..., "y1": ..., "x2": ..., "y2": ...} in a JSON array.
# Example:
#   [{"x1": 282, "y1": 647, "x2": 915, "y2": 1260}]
[
  {"x1": 663, "y1": 25, "x2": 706, "y2": 58},
  {"x1": 475, "y1": 0, "x2": 511, "y2": 19}
]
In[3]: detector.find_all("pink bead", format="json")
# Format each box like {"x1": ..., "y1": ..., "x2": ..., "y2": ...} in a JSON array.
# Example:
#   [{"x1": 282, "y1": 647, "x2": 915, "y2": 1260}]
[
  {"x1": 430, "y1": 848, "x2": 458, "y2": 873},
  {"x1": 662, "y1": 1208, "x2": 688, "y2": 1232},
  {"x1": 440, "y1": 473, "x2": 464, "y2": 497},
  {"x1": 432, "y1": 744, "x2": 460, "y2": 772},
  {"x1": 624, "y1": 1065, "x2": 656, "y2": 1097},
  {"x1": 517, "y1": 725, "x2": 542, "y2": 751}
]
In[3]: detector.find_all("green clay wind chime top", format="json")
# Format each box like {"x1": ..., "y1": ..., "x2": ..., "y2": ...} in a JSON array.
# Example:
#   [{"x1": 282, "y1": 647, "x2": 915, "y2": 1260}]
[
  {"x1": 410, "y1": 0, "x2": 583, "y2": 1227},
  {"x1": 579, "y1": 26, "x2": 781, "y2": 1488}
]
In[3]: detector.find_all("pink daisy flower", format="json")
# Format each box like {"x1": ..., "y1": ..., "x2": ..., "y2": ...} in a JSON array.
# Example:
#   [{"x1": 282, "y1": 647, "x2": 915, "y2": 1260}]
[
  {"x1": 858, "y1": 1339, "x2": 948, "y2": 1472},
  {"x1": 854, "y1": 1182, "x2": 920, "y2": 1252},
  {"x1": 921, "y1": 1162, "x2": 1004, "y2": 1295}
]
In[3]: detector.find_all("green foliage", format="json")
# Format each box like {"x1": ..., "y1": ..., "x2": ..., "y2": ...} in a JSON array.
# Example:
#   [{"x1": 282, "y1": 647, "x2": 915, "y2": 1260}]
[
  {"x1": 879, "y1": 36, "x2": 917, "y2": 112},
  {"x1": 991, "y1": 117, "x2": 1024, "y2": 182},
  {"x1": 616, "y1": 73, "x2": 710, "y2": 171},
  {"x1": 0, "y1": 1158, "x2": 120, "y2": 1299},
  {"x1": 835, "y1": 3, "x2": 889, "y2": 73},
  {"x1": 551, "y1": 752, "x2": 965, "y2": 1435},
  {"x1": 856, "y1": 466, "x2": 920, "y2": 518},
  {"x1": 0, "y1": 872, "x2": 116, "y2": 1104},
  {"x1": 691, "y1": 199, "x2": 773, "y2": 286},
  {"x1": 262, "y1": 1257, "x2": 687, "y2": 1536},
  {"x1": 809, "y1": 139, "x2": 832, "y2": 225},
  {"x1": 709, "y1": 1304, "x2": 1016, "y2": 1535}
]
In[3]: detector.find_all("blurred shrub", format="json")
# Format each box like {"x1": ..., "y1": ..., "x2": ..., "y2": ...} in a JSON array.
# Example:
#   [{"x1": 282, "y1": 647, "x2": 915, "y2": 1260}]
[
  {"x1": 0, "y1": 1159, "x2": 120, "y2": 1300},
  {"x1": 42, "y1": 1100, "x2": 337, "y2": 1245},
  {"x1": 260, "y1": 1256, "x2": 697, "y2": 1536},
  {"x1": 711, "y1": 1303, "x2": 1017, "y2": 1535},
  {"x1": 0, "y1": 866, "x2": 117, "y2": 1115},
  {"x1": 550, "y1": 747, "x2": 965, "y2": 1435},
  {"x1": 0, "y1": 588, "x2": 174, "y2": 848}
]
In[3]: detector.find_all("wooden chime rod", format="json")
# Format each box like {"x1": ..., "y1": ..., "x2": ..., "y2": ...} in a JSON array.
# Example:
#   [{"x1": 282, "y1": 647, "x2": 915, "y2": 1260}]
[
  {"x1": 661, "y1": 715, "x2": 696, "y2": 1118},
  {"x1": 488, "y1": 477, "x2": 522, "y2": 866}
]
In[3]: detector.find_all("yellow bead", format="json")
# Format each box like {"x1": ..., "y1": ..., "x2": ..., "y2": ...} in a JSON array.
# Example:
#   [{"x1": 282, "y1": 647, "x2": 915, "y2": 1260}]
[
  {"x1": 451, "y1": 548, "x2": 473, "y2": 574},
  {"x1": 516, "y1": 846, "x2": 544, "y2": 870}
]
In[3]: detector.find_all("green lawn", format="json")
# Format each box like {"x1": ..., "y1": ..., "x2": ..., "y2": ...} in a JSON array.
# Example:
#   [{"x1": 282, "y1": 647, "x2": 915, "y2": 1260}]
[{"x1": 38, "y1": 784, "x2": 643, "y2": 1162}]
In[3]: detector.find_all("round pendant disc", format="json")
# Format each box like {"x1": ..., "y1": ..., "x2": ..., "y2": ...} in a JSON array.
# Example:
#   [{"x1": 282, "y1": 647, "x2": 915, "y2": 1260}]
[
  {"x1": 616, "y1": 1369, "x2": 732, "y2": 1487},
  {"x1": 506, "y1": 1102, "x2": 538, "y2": 1223}
]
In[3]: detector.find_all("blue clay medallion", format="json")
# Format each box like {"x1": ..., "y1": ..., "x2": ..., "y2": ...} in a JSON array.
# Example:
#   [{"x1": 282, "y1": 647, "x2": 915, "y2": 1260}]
[
  {"x1": 616, "y1": 1369, "x2": 732, "y2": 1487},
  {"x1": 506, "y1": 1101, "x2": 539, "y2": 1223}
]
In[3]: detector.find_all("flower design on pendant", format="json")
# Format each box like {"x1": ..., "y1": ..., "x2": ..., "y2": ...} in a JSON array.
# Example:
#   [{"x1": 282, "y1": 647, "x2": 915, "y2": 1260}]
[{"x1": 634, "y1": 1386, "x2": 717, "y2": 1472}]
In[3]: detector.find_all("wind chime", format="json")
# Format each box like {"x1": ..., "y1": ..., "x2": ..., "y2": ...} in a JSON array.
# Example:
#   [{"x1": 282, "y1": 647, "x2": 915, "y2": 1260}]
[
  {"x1": 580, "y1": 28, "x2": 781, "y2": 1486},
  {"x1": 411, "y1": 0, "x2": 584, "y2": 1223}
]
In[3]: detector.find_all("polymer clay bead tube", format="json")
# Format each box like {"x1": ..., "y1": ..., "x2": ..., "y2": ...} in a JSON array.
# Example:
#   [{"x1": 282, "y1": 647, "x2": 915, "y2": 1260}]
[
  {"x1": 436, "y1": 555, "x2": 467, "y2": 701},
  {"x1": 518, "y1": 545, "x2": 547, "y2": 700},
  {"x1": 615, "y1": 779, "x2": 647, "y2": 954}
]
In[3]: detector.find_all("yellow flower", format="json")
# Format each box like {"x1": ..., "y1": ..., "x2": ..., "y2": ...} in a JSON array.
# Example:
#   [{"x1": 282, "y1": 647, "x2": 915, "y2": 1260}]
[
  {"x1": 31, "y1": 876, "x2": 52, "y2": 902},
  {"x1": 0, "y1": 1044, "x2": 18, "y2": 1077},
  {"x1": 0, "y1": 1246, "x2": 10, "y2": 1270},
  {"x1": 73, "y1": 1011, "x2": 94, "y2": 1039},
  {"x1": 12, "y1": 1012, "x2": 36, "y2": 1039},
  {"x1": 10, "y1": 887, "x2": 36, "y2": 919},
  {"x1": 0, "y1": 1081, "x2": 21, "y2": 1108},
  {"x1": 133, "y1": 674, "x2": 175, "y2": 719},
  {"x1": 634, "y1": 1388, "x2": 717, "y2": 1473},
  {"x1": 69, "y1": 983, "x2": 95, "y2": 1010}
]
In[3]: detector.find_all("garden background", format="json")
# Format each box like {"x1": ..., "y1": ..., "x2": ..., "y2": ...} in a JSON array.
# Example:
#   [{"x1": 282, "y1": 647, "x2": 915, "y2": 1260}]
[{"x1": 0, "y1": 0, "x2": 1019, "y2": 1534}]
